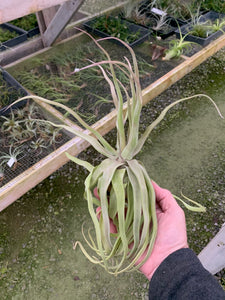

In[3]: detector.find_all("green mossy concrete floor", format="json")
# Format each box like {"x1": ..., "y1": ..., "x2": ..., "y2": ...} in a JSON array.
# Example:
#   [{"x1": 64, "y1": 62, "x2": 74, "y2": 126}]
[{"x1": 1, "y1": 47, "x2": 225, "y2": 299}]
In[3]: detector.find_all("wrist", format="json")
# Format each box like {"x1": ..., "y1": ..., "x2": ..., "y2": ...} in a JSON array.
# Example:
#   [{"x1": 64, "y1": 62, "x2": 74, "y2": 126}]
[{"x1": 141, "y1": 246, "x2": 189, "y2": 280}]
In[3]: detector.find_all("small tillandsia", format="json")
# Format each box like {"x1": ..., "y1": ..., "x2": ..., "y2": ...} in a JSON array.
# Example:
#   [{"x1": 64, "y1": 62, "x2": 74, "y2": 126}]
[
  {"x1": 162, "y1": 26, "x2": 195, "y2": 60},
  {"x1": 0, "y1": 146, "x2": 25, "y2": 170},
  {"x1": 12, "y1": 29, "x2": 224, "y2": 276}
]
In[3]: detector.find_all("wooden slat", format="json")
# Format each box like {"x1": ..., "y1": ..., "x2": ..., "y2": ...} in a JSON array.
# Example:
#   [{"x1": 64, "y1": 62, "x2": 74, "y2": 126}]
[
  {"x1": 198, "y1": 223, "x2": 225, "y2": 274},
  {"x1": 0, "y1": 0, "x2": 71, "y2": 24},
  {"x1": 42, "y1": 0, "x2": 85, "y2": 47},
  {"x1": 0, "y1": 3, "x2": 126, "y2": 66},
  {"x1": 0, "y1": 37, "x2": 45, "y2": 67},
  {"x1": 36, "y1": 7, "x2": 60, "y2": 34}
]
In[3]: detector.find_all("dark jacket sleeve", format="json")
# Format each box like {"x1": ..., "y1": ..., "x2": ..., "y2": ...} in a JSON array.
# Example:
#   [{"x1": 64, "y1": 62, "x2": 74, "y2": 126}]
[{"x1": 149, "y1": 248, "x2": 225, "y2": 300}]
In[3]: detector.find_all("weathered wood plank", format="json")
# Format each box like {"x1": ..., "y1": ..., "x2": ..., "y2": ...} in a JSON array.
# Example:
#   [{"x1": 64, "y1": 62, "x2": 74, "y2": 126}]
[
  {"x1": 36, "y1": 6, "x2": 59, "y2": 34},
  {"x1": 198, "y1": 223, "x2": 225, "y2": 274},
  {"x1": 0, "y1": 0, "x2": 71, "y2": 24},
  {"x1": 0, "y1": 3, "x2": 124, "y2": 66},
  {"x1": 0, "y1": 37, "x2": 44, "y2": 67},
  {"x1": 42, "y1": 0, "x2": 85, "y2": 47}
]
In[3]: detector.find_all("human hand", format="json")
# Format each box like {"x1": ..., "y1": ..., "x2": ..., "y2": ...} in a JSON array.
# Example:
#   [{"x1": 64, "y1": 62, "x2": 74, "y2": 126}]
[
  {"x1": 93, "y1": 182, "x2": 188, "y2": 280},
  {"x1": 139, "y1": 181, "x2": 188, "y2": 280}
]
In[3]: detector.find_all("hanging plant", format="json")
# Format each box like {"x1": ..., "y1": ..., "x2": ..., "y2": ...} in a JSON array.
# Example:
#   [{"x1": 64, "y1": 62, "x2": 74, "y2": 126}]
[{"x1": 12, "y1": 30, "x2": 224, "y2": 275}]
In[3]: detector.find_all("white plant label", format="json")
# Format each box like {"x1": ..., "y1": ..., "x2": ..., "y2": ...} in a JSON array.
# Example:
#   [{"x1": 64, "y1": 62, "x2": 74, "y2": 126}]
[
  {"x1": 151, "y1": 7, "x2": 167, "y2": 16},
  {"x1": 7, "y1": 157, "x2": 16, "y2": 168}
]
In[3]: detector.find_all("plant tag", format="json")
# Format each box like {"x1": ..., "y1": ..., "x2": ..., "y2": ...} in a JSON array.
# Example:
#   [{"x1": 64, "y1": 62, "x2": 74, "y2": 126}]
[
  {"x1": 151, "y1": 7, "x2": 167, "y2": 16},
  {"x1": 7, "y1": 157, "x2": 16, "y2": 168}
]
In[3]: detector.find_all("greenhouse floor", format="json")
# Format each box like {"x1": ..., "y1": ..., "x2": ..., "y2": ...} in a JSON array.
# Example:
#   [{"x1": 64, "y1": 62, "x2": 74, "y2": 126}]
[{"x1": 0, "y1": 1, "x2": 225, "y2": 297}]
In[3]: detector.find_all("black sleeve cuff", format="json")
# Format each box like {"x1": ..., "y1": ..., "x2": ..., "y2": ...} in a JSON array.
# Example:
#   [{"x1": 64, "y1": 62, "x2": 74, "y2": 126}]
[{"x1": 149, "y1": 248, "x2": 225, "y2": 300}]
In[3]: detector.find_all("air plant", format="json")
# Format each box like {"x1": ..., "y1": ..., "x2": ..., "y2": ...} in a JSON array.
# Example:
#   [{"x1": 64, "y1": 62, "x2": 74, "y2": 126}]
[
  {"x1": 189, "y1": 5, "x2": 203, "y2": 25},
  {"x1": 24, "y1": 102, "x2": 39, "y2": 118},
  {"x1": 125, "y1": 0, "x2": 170, "y2": 31},
  {"x1": 30, "y1": 138, "x2": 48, "y2": 154},
  {"x1": 123, "y1": 1, "x2": 148, "y2": 26},
  {"x1": 0, "y1": 146, "x2": 24, "y2": 169},
  {"x1": 24, "y1": 115, "x2": 37, "y2": 136},
  {"x1": 209, "y1": 18, "x2": 225, "y2": 34},
  {"x1": 91, "y1": 94, "x2": 113, "y2": 109},
  {"x1": 1, "y1": 110, "x2": 22, "y2": 132},
  {"x1": 123, "y1": 0, "x2": 142, "y2": 19},
  {"x1": 186, "y1": 6, "x2": 212, "y2": 38},
  {"x1": 39, "y1": 123, "x2": 62, "y2": 145},
  {"x1": 128, "y1": 7, "x2": 148, "y2": 26},
  {"x1": 7, "y1": 126, "x2": 33, "y2": 144},
  {"x1": 163, "y1": 27, "x2": 195, "y2": 60},
  {"x1": 12, "y1": 31, "x2": 223, "y2": 276},
  {"x1": 151, "y1": 10, "x2": 169, "y2": 32},
  {"x1": 189, "y1": 23, "x2": 212, "y2": 38},
  {"x1": 158, "y1": 0, "x2": 192, "y2": 21},
  {"x1": 184, "y1": 14, "x2": 225, "y2": 39},
  {"x1": 15, "y1": 107, "x2": 26, "y2": 120}
]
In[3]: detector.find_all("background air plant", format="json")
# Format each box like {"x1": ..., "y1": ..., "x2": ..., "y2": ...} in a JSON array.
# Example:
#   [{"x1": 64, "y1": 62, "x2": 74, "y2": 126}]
[
  {"x1": 0, "y1": 146, "x2": 24, "y2": 170},
  {"x1": 12, "y1": 30, "x2": 223, "y2": 276},
  {"x1": 123, "y1": 0, "x2": 142, "y2": 19},
  {"x1": 159, "y1": 0, "x2": 193, "y2": 21},
  {"x1": 187, "y1": 7, "x2": 212, "y2": 38},
  {"x1": 179, "y1": 13, "x2": 225, "y2": 40},
  {"x1": 0, "y1": 101, "x2": 66, "y2": 182},
  {"x1": 151, "y1": 10, "x2": 169, "y2": 32},
  {"x1": 208, "y1": 18, "x2": 225, "y2": 34},
  {"x1": 1, "y1": 110, "x2": 22, "y2": 132},
  {"x1": 189, "y1": 23, "x2": 212, "y2": 38},
  {"x1": 163, "y1": 27, "x2": 194, "y2": 60},
  {"x1": 30, "y1": 138, "x2": 48, "y2": 154}
]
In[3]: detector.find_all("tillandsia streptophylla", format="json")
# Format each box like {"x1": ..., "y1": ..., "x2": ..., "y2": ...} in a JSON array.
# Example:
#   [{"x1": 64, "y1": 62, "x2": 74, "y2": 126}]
[{"x1": 12, "y1": 29, "x2": 224, "y2": 275}]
